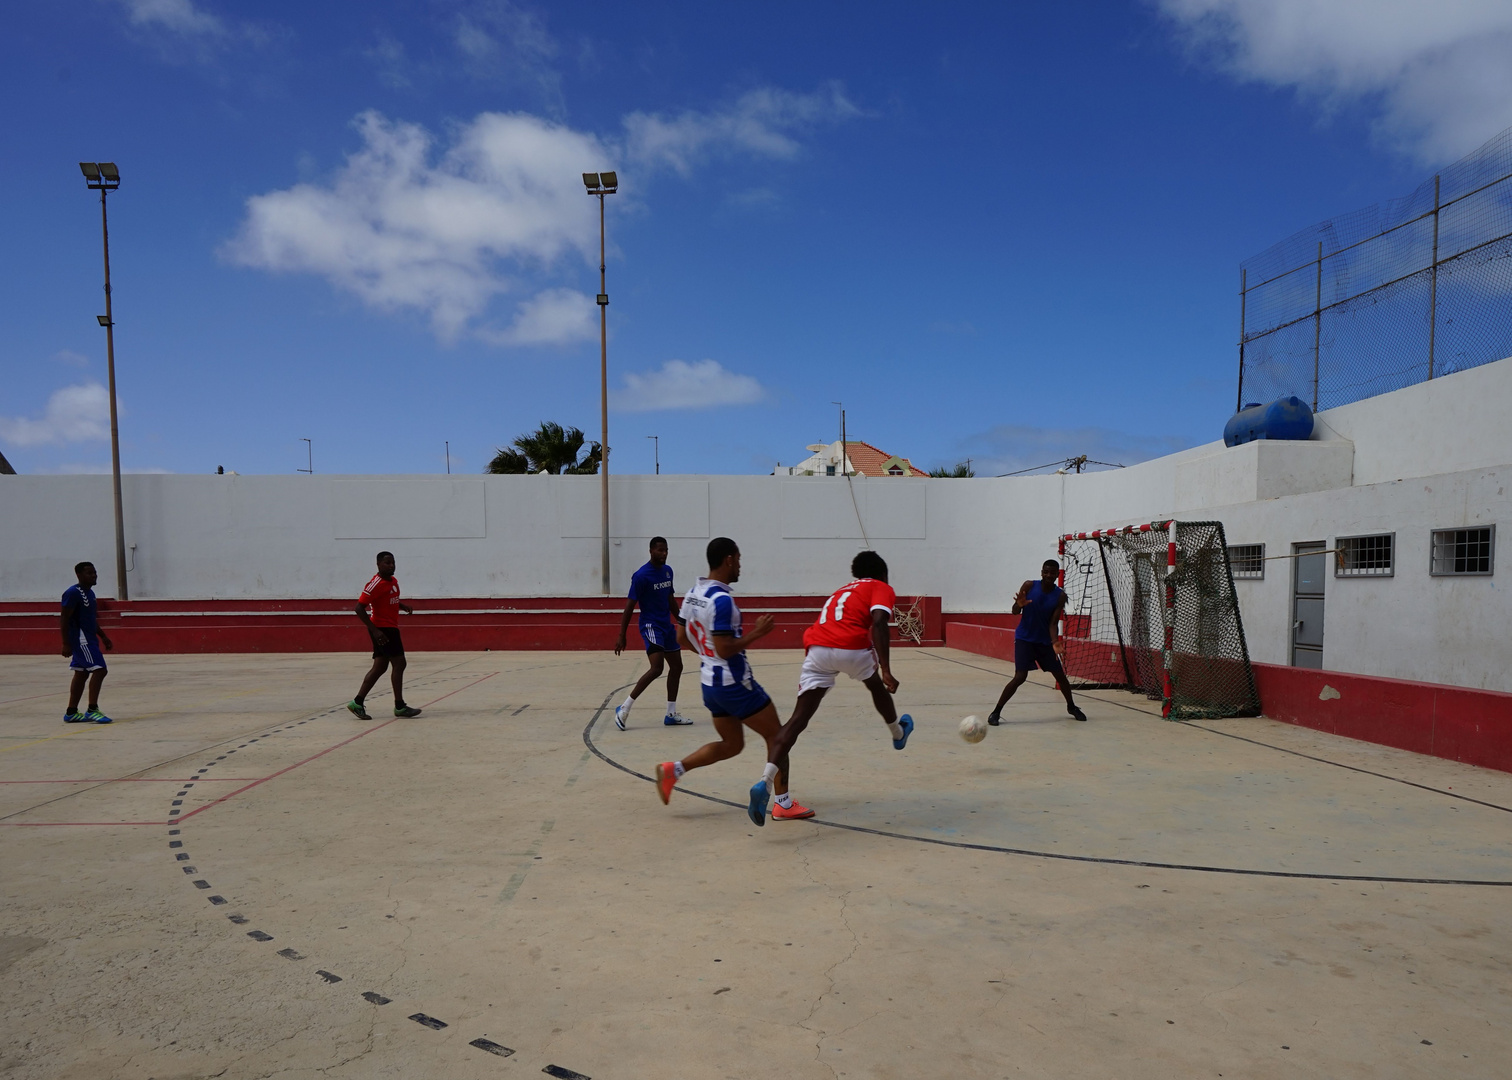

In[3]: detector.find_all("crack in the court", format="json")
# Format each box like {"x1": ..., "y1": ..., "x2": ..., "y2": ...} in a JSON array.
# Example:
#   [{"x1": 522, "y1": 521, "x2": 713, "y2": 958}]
[{"x1": 791, "y1": 830, "x2": 861, "y2": 1080}]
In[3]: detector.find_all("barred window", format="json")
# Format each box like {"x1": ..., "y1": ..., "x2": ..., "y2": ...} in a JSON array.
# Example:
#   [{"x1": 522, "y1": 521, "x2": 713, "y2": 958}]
[
  {"x1": 1336, "y1": 533, "x2": 1394, "y2": 577},
  {"x1": 1431, "y1": 526, "x2": 1495, "y2": 576},
  {"x1": 1227, "y1": 544, "x2": 1265, "y2": 580}
]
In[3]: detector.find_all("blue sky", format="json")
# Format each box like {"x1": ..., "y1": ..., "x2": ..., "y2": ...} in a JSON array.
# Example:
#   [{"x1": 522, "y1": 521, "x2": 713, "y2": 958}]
[{"x1": 4, "y1": 1, "x2": 1512, "y2": 477}]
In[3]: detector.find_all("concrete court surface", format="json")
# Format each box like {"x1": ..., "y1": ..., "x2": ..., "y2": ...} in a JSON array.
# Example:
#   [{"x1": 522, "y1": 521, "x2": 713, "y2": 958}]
[{"x1": 2, "y1": 648, "x2": 1510, "y2": 1080}]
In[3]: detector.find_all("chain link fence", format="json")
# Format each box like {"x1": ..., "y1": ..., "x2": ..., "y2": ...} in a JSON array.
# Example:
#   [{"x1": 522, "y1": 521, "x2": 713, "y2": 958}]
[{"x1": 1239, "y1": 126, "x2": 1512, "y2": 412}]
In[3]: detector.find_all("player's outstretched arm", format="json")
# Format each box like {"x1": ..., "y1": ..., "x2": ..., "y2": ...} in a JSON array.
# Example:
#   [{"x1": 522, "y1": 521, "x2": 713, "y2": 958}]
[
  {"x1": 713, "y1": 614, "x2": 774, "y2": 658},
  {"x1": 614, "y1": 598, "x2": 636, "y2": 655},
  {"x1": 870, "y1": 609, "x2": 898, "y2": 693},
  {"x1": 1012, "y1": 580, "x2": 1033, "y2": 614}
]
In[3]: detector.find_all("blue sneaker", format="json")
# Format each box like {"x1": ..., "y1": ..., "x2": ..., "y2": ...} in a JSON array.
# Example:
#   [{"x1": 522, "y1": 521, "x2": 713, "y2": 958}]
[
  {"x1": 892, "y1": 714, "x2": 914, "y2": 750},
  {"x1": 663, "y1": 710, "x2": 693, "y2": 726},
  {"x1": 747, "y1": 779, "x2": 769, "y2": 827},
  {"x1": 85, "y1": 708, "x2": 113, "y2": 725},
  {"x1": 63, "y1": 710, "x2": 88, "y2": 723},
  {"x1": 614, "y1": 703, "x2": 629, "y2": 731}
]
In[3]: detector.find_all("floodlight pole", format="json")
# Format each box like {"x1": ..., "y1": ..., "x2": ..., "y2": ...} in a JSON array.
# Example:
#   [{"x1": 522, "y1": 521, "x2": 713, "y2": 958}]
[
  {"x1": 597, "y1": 190, "x2": 610, "y2": 594},
  {"x1": 585, "y1": 171, "x2": 617, "y2": 595},
  {"x1": 84, "y1": 164, "x2": 128, "y2": 601}
]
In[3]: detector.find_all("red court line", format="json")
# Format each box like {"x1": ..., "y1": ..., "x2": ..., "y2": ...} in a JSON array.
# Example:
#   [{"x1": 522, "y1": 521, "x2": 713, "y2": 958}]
[
  {"x1": 177, "y1": 671, "x2": 498, "y2": 823},
  {"x1": 0, "y1": 692, "x2": 60, "y2": 706},
  {"x1": 0, "y1": 778, "x2": 261, "y2": 784}
]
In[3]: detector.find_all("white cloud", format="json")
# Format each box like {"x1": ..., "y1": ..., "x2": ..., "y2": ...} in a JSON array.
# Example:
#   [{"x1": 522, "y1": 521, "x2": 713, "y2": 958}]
[
  {"x1": 1156, "y1": 0, "x2": 1512, "y2": 161},
  {"x1": 228, "y1": 88, "x2": 861, "y2": 344},
  {"x1": 958, "y1": 423, "x2": 1191, "y2": 476},
  {"x1": 481, "y1": 288, "x2": 598, "y2": 346},
  {"x1": 120, "y1": 0, "x2": 225, "y2": 38},
  {"x1": 51, "y1": 349, "x2": 91, "y2": 368},
  {"x1": 612, "y1": 359, "x2": 766, "y2": 412},
  {"x1": 0, "y1": 383, "x2": 115, "y2": 447},
  {"x1": 623, "y1": 82, "x2": 861, "y2": 175},
  {"x1": 224, "y1": 111, "x2": 605, "y2": 341}
]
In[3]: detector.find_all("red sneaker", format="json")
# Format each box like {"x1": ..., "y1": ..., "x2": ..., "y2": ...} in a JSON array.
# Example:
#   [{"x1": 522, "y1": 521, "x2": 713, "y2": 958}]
[
  {"x1": 772, "y1": 801, "x2": 815, "y2": 820},
  {"x1": 655, "y1": 762, "x2": 678, "y2": 805}
]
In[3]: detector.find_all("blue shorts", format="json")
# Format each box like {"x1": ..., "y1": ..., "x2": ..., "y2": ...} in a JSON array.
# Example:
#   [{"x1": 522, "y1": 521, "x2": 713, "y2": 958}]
[
  {"x1": 701, "y1": 679, "x2": 771, "y2": 720},
  {"x1": 70, "y1": 632, "x2": 107, "y2": 672},
  {"x1": 1014, "y1": 638, "x2": 1064, "y2": 677},
  {"x1": 640, "y1": 620, "x2": 679, "y2": 653}
]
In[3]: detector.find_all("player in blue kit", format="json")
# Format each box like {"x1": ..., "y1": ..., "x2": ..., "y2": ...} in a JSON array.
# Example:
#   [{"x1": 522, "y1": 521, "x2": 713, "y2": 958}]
[
  {"x1": 986, "y1": 559, "x2": 1087, "y2": 725},
  {"x1": 653, "y1": 537, "x2": 809, "y2": 824},
  {"x1": 613, "y1": 536, "x2": 692, "y2": 729},
  {"x1": 60, "y1": 561, "x2": 115, "y2": 724}
]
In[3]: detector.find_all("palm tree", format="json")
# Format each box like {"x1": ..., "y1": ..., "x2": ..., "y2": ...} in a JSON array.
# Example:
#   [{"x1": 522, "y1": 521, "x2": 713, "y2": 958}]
[
  {"x1": 929, "y1": 461, "x2": 975, "y2": 478},
  {"x1": 486, "y1": 421, "x2": 601, "y2": 474}
]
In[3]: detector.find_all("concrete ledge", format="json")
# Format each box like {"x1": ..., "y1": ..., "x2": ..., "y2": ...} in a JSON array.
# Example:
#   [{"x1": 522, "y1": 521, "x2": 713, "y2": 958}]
[
  {"x1": 0, "y1": 596, "x2": 944, "y2": 654},
  {"x1": 945, "y1": 621, "x2": 1512, "y2": 775},
  {"x1": 1251, "y1": 662, "x2": 1512, "y2": 774}
]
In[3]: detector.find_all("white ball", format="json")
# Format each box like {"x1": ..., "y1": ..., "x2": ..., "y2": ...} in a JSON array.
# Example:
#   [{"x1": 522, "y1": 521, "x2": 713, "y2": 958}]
[{"x1": 958, "y1": 714, "x2": 987, "y2": 744}]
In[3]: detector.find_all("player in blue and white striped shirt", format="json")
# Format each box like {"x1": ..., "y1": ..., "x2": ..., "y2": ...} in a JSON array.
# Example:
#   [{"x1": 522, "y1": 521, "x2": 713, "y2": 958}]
[{"x1": 652, "y1": 537, "x2": 808, "y2": 825}]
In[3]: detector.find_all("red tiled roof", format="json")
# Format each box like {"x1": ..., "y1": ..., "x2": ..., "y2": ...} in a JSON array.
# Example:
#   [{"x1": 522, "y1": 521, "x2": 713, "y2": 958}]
[{"x1": 843, "y1": 441, "x2": 929, "y2": 478}]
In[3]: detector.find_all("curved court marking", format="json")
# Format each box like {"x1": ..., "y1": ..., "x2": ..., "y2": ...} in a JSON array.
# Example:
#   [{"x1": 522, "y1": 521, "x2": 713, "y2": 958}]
[
  {"x1": 158, "y1": 658, "x2": 595, "y2": 1079},
  {"x1": 916, "y1": 648, "x2": 1512, "y2": 815},
  {"x1": 582, "y1": 686, "x2": 1512, "y2": 887}
]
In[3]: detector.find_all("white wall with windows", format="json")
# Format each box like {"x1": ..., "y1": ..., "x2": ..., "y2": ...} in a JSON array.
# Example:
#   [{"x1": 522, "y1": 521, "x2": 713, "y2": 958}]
[{"x1": 3, "y1": 358, "x2": 1509, "y2": 690}]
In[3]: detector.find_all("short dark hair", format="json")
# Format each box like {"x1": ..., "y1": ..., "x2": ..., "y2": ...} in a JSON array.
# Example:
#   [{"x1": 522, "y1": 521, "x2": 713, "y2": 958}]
[
  {"x1": 74, "y1": 561, "x2": 95, "y2": 575},
  {"x1": 1042, "y1": 558, "x2": 1060, "y2": 572},
  {"x1": 649, "y1": 536, "x2": 667, "y2": 550},
  {"x1": 851, "y1": 550, "x2": 888, "y2": 582},
  {"x1": 377, "y1": 551, "x2": 394, "y2": 563},
  {"x1": 706, "y1": 536, "x2": 738, "y2": 570}
]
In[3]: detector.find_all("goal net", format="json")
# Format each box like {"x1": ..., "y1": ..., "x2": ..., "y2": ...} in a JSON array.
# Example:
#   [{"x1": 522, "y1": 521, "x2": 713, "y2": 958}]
[{"x1": 1058, "y1": 520, "x2": 1261, "y2": 720}]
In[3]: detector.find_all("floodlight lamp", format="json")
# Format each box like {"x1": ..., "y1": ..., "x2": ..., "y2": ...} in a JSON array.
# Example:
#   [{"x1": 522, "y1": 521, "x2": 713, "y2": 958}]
[
  {"x1": 600, "y1": 170, "x2": 618, "y2": 189},
  {"x1": 100, "y1": 163, "x2": 120, "y2": 182},
  {"x1": 80, "y1": 162, "x2": 101, "y2": 180},
  {"x1": 582, "y1": 172, "x2": 600, "y2": 189},
  {"x1": 97, "y1": 315, "x2": 110, "y2": 326}
]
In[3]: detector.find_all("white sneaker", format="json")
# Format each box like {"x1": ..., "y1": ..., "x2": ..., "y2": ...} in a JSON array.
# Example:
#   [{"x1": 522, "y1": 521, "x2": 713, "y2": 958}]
[
  {"x1": 663, "y1": 710, "x2": 694, "y2": 726},
  {"x1": 614, "y1": 703, "x2": 629, "y2": 731}
]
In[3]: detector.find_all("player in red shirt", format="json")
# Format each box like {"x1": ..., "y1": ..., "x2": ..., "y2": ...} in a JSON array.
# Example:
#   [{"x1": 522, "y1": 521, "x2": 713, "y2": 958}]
[
  {"x1": 747, "y1": 551, "x2": 914, "y2": 825},
  {"x1": 347, "y1": 551, "x2": 421, "y2": 719}
]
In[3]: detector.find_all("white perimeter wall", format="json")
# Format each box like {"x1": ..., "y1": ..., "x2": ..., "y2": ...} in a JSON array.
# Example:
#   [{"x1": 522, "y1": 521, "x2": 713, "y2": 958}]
[{"x1": 3, "y1": 359, "x2": 1509, "y2": 691}]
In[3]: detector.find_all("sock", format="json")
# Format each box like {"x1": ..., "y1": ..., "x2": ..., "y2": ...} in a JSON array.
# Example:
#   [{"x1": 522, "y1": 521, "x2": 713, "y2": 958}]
[
  {"x1": 775, "y1": 792, "x2": 794, "y2": 810},
  {"x1": 762, "y1": 762, "x2": 779, "y2": 786},
  {"x1": 887, "y1": 721, "x2": 904, "y2": 739},
  {"x1": 620, "y1": 694, "x2": 635, "y2": 714},
  {"x1": 672, "y1": 761, "x2": 686, "y2": 779},
  {"x1": 665, "y1": 699, "x2": 677, "y2": 715}
]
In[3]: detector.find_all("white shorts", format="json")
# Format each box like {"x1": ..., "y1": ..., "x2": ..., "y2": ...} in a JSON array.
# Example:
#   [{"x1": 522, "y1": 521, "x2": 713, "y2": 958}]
[{"x1": 799, "y1": 646, "x2": 878, "y2": 693}]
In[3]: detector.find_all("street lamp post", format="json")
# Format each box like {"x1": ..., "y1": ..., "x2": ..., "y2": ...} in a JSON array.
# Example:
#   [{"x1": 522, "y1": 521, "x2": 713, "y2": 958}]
[
  {"x1": 583, "y1": 170, "x2": 618, "y2": 594},
  {"x1": 647, "y1": 435, "x2": 659, "y2": 475},
  {"x1": 80, "y1": 162, "x2": 128, "y2": 601}
]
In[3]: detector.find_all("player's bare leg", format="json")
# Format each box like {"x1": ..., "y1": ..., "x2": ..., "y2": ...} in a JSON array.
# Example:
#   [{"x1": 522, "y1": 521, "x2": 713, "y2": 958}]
[
  {"x1": 67, "y1": 670, "x2": 89, "y2": 715},
  {"x1": 356, "y1": 656, "x2": 389, "y2": 702},
  {"x1": 987, "y1": 672, "x2": 1029, "y2": 725},
  {"x1": 1052, "y1": 670, "x2": 1087, "y2": 721},
  {"x1": 630, "y1": 651, "x2": 667, "y2": 701},
  {"x1": 656, "y1": 703, "x2": 789, "y2": 807}
]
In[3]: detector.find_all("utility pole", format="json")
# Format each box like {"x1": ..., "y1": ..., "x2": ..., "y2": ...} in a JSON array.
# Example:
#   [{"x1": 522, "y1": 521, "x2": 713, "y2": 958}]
[
  {"x1": 583, "y1": 171, "x2": 618, "y2": 594},
  {"x1": 80, "y1": 162, "x2": 128, "y2": 601},
  {"x1": 831, "y1": 401, "x2": 846, "y2": 477},
  {"x1": 647, "y1": 435, "x2": 659, "y2": 475},
  {"x1": 445, "y1": 440, "x2": 451, "y2": 474}
]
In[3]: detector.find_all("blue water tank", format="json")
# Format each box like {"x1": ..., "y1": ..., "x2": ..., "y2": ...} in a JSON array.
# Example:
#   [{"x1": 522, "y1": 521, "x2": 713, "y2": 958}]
[{"x1": 1224, "y1": 396, "x2": 1314, "y2": 447}]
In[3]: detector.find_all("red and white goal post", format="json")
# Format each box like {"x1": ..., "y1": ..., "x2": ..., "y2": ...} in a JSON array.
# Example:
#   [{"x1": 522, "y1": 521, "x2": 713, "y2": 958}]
[{"x1": 1056, "y1": 520, "x2": 1261, "y2": 720}]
